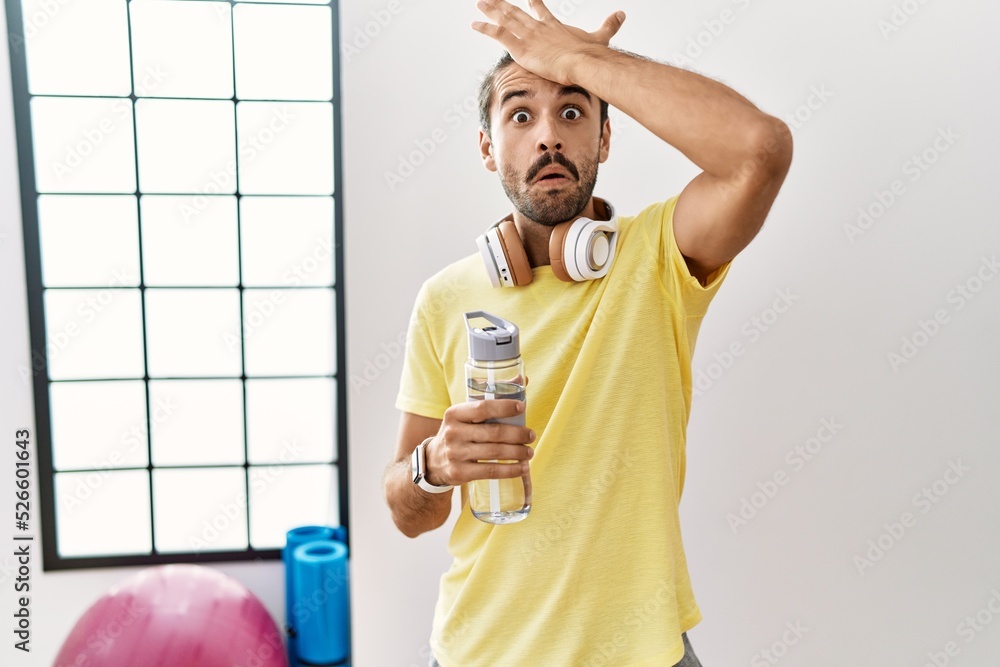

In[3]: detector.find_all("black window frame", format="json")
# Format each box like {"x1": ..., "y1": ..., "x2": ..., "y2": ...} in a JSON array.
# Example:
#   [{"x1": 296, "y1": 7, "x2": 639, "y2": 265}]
[{"x1": 5, "y1": 0, "x2": 349, "y2": 571}]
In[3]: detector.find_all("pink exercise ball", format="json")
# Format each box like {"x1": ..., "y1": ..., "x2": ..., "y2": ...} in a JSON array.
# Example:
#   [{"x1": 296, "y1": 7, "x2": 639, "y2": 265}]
[{"x1": 54, "y1": 564, "x2": 288, "y2": 667}]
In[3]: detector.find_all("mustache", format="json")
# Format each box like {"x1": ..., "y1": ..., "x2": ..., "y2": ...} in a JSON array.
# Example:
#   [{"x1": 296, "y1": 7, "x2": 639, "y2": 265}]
[{"x1": 525, "y1": 152, "x2": 579, "y2": 183}]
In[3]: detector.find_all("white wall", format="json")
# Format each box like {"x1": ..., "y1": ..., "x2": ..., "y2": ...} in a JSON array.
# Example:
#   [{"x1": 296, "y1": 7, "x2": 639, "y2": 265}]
[{"x1": 2, "y1": 1, "x2": 998, "y2": 666}]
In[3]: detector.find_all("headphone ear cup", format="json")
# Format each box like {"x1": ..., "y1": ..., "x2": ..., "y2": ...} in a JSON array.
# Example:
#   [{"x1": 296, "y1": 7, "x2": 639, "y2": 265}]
[
  {"x1": 548, "y1": 221, "x2": 574, "y2": 282},
  {"x1": 559, "y1": 218, "x2": 618, "y2": 281},
  {"x1": 497, "y1": 220, "x2": 533, "y2": 286}
]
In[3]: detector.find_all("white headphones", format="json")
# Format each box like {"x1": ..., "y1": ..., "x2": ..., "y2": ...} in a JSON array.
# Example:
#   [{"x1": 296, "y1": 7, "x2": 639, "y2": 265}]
[{"x1": 476, "y1": 197, "x2": 618, "y2": 287}]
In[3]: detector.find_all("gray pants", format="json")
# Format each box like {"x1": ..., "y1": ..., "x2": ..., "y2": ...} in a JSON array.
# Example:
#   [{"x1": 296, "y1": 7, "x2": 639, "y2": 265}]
[{"x1": 429, "y1": 631, "x2": 703, "y2": 667}]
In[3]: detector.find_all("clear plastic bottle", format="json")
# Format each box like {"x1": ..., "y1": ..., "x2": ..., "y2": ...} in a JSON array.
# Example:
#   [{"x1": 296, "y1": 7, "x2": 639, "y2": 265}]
[{"x1": 464, "y1": 311, "x2": 531, "y2": 524}]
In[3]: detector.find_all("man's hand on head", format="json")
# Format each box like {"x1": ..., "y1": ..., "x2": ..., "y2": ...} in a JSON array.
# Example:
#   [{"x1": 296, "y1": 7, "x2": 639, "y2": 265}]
[{"x1": 471, "y1": 0, "x2": 626, "y2": 85}]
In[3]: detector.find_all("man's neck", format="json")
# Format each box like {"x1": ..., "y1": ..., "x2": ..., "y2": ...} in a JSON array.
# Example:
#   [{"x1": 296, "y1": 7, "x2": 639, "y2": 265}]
[{"x1": 512, "y1": 199, "x2": 598, "y2": 268}]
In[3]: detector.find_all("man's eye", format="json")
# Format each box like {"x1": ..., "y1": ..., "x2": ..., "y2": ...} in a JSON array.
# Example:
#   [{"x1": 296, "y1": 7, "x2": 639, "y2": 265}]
[
  {"x1": 512, "y1": 110, "x2": 531, "y2": 123},
  {"x1": 561, "y1": 107, "x2": 582, "y2": 120}
]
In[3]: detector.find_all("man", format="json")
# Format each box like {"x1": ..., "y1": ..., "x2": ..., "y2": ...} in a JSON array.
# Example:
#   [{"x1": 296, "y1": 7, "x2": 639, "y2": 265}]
[{"x1": 383, "y1": 1, "x2": 792, "y2": 665}]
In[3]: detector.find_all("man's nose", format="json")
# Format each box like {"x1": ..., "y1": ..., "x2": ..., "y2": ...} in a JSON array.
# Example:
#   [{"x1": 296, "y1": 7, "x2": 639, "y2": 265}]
[{"x1": 535, "y1": 115, "x2": 564, "y2": 152}]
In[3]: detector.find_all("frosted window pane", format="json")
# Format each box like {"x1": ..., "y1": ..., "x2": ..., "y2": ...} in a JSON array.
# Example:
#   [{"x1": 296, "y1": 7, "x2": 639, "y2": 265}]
[
  {"x1": 233, "y1": 5, "x2": 332, "y2": 101},
  {"x1": 38, "y1": 195, "x2": 140, "y2": 288},
  {"x1": 43, "y1": 289, "x2": 145, "y2": 381},
  {"x1": 55, "y1": 470, "x2": 151, "y2": 557},
  {"x1": 236, "y1": 102, "x2": 333, "y2": 195},
  {"x1": 237, "y1": 0, "x2": 329, "y2": 4},
  {"x1": 240, "y1": 197, "x2": 334, "y2": 287},
  {"x1": 22, "y1": 0, "x2": 131, "y2": 96},
  {"x1": 243, "y1": 288, "x2": 335, "y2": 376},
  {"x1": 136, "y1": 99, "x2": 236, "y2": 194},
  {"x1": 145, "y1": 289, "x2": 243, "y2": 378},
  {"x1": 249, "y1": 464, "x2": 337, "y2": 549},
  {"x1": 150, "y1": 380, "x2": 245, "y2": 466},
  {"x1": 30, "y1": 97, "x2": 136, "y2": 193},
  {"x1": 153, "y1": 467, "x2": 247, "y2": 553},
  {"x1": 246, "y1": 378, "x2": 335, "y2": 464},
  {"x1": 50, "y1": 380, "x2": 149, "y2": 471},
  {"x1": 140, "y1": 195, "x2": 239, "y2": 286},
  {"x1": 129, "y1": 0, "x2": 234, "y2": 99}
]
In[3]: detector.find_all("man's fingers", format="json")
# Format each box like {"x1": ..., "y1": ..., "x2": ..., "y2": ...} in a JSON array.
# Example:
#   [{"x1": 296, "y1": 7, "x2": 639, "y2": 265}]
[
  {"x1": 449, "y1": 397, "x2": 525, "y2": 424},
  {"x1": 470, "y1": 20, "x2": 512, "y2": 45},
  {"x1": 468, "y1": 421, "x2": 535, "y2": 447},
  {"x1": 476, "y1": 0, "x2": 531, "y2": 31},
  {"x1": 469, "y1": 443, "x2": 535, "y2": 462},
  {"x1": 593, "y1": 11, "x2": 626, "y2": 44},
  {"x1": 526, "y1": 0, "x2": 556, "y2": 21},
  {"x1": 462, "y1": 460, "x2": 530, "y2": 482}
]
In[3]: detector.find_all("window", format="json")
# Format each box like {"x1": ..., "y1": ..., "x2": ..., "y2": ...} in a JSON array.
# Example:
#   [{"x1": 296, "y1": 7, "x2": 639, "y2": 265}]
[{"x1": 7, "y1": 0, "x2": 347, "y2": 570}]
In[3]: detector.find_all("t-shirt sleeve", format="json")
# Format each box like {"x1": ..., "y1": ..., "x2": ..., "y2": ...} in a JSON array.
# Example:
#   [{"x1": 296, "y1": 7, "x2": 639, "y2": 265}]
[
  {"x1": 394, "y1": 284, "x2": 452, "y2": 420},
  {"x1": 637, "y1": 195, "x2": 732, "y2": 319}
]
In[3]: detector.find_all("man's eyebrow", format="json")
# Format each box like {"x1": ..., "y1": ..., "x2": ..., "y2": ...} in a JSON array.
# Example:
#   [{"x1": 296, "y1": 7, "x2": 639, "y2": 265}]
[
  {"x1": 559, "y1": 85, "x2": 592, "y2": 104},
  {"x1": 498, "y1": 85, "x2": 593, "y2": 109},
  {"x1": 499, "y1": 89, "x2": 532, "y2": 109}
]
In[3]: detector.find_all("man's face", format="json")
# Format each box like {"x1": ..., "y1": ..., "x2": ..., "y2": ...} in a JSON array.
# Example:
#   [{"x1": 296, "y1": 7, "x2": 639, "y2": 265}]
[{"x1": 480, "y1": 63, "x2": 611, "y2": 226}]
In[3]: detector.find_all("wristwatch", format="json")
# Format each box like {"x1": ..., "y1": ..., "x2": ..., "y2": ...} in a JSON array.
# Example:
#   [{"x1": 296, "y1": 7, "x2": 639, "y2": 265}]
[{"x1": 411, "y1": 437, "x2": 453, "y2": 494}]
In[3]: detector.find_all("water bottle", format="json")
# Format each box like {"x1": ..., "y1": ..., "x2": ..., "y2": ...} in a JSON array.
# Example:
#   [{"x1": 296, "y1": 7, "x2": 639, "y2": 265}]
[{"x1": 464, "y1": 311, "x2": 531, "y2": 524}]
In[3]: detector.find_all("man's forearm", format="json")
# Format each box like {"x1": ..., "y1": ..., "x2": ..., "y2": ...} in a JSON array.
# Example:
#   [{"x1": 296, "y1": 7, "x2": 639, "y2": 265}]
[
  {"x1": 567, "y1": 45, "x2": 783, "y2": 177},
  {"x1": 383, "y1": 459, "x2": 453, "y2": 538}
]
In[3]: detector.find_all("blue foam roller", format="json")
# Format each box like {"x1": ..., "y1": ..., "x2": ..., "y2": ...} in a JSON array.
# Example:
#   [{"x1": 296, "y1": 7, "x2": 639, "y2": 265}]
[
  {"x1": 284, "y1": 526, "x2": 335, "y2": 663},
  {"x1": 291, "y1": 540, "x2": 350, "y2": 665}
]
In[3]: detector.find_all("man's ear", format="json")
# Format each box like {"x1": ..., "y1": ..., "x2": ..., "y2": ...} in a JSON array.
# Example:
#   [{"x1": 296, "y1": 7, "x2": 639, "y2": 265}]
[
  {"x1": 479, "y1": 129, "x2": 498, "y2": 172},
  {"x1": 599, "y1": 117, "x2": 611, "y2": 164}
]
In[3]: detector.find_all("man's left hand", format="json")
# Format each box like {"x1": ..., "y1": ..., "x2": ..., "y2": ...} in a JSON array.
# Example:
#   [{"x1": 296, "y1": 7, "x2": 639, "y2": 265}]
[{"x1": 471, "y1": 0, "x2": 626, "y2": 85}]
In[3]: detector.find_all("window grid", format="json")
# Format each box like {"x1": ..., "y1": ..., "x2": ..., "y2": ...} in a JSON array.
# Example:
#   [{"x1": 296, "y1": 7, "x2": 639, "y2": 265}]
[{"x1": 6, "y1": 0, "x2": 348, "y2": 570}]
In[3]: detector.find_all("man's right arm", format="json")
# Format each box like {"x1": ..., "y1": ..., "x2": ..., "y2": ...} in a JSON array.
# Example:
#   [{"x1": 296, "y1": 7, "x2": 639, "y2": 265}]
[{"x1": 383, "y1": 401, "x2": 535, "y2": 539}]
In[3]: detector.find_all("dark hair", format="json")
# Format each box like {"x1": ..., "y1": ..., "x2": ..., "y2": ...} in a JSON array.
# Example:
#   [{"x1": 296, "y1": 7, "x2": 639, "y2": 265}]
[{"x1": 478, "y1": 51, "x2": 609, "y2": 138}]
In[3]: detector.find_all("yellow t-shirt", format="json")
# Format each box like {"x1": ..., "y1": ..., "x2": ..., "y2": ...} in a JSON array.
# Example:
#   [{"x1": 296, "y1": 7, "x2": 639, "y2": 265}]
[{"x1": 395, "y1": 195, "x2": 731, "y2": 667}]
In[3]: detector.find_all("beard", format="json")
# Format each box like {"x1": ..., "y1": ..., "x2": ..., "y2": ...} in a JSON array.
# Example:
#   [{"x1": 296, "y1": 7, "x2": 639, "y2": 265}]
[{"x1": 498, "y1": 148, "x2": 600, "y2": 227}]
